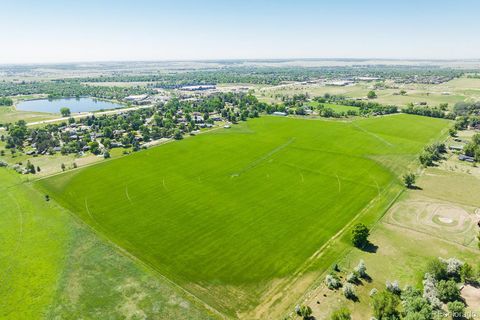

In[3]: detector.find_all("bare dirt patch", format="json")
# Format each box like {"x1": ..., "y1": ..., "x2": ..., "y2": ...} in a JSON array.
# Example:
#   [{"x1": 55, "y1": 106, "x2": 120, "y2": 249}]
[
  {"x1": 461, "y1": 284, "x2": 480, "y2": 312},
  {"x1": 387, "y1": 196, "x2": 477, "y2": 247}
]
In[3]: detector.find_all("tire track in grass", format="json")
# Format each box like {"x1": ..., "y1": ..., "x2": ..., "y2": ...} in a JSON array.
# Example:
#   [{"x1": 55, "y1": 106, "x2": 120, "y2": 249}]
[
  {"x1": 335, "y1": 173, "x2": 341, "y2": 193},
  {"x1": 125, "y1": 185, "x2": 133, "y2": 204},
  {"x1": 84, "y1": 198, "x2": 101, "y2": 227},
  {"x1": 230, "y1": 137, "x2": 296, "y2": 177}
]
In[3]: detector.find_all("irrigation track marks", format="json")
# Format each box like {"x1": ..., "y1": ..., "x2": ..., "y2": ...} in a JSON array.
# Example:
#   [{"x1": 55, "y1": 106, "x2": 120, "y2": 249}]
[
  {"x1": 351, "y1": 121, "x2": 394, "y2": 147},
  {"x1": 230, "y1": 137, "x2": 296, "y2": 177}
]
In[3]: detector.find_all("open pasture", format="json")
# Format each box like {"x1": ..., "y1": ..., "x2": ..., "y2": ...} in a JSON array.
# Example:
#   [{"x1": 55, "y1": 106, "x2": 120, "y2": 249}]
[{"x1": 37, "y1": 114, "x2": 450, "y2": 316}]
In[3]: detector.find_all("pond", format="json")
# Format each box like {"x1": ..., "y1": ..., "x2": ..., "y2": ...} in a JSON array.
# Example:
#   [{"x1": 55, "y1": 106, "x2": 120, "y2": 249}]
[{"x1": 16, "y1": 98, "x2": 124, "y2": 114}]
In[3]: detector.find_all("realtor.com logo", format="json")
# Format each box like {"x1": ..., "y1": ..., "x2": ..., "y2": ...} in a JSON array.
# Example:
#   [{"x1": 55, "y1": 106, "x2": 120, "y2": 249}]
[{"x1": 433, "y1": 310, "x2": 479, "y2": 318}]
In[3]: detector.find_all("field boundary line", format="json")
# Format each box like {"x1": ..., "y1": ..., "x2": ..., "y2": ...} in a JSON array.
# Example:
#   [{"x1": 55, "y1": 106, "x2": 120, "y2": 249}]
[{"x1": 351, "y1": 121, "x2": 394, "y2": 147}]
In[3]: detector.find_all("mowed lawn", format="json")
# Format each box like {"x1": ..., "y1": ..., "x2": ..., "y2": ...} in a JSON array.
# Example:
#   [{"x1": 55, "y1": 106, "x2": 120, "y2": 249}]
[
  {"x1": 308, "y1": 101, "x2": 359, "y2": 113},
  {"x1": 36, "y1": 114, "x2": 449, "y2": 314}
]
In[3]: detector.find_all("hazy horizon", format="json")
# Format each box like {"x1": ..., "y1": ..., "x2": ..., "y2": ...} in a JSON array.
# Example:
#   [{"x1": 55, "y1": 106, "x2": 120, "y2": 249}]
[{"x1": 2, "y1": 0, "x2": 480, "y2": 64}]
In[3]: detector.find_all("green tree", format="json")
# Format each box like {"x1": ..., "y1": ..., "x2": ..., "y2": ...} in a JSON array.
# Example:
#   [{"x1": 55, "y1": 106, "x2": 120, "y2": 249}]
[
  {"x1": 60, "y1": 107, "x2": 71, "y2": 117},
  {"x1": 89, "y1": 141, "x2": 100, "y2": 155},
  {"x1": 447, "y1": 301, "x2": 465, "y2": 320},
  {"x1": 173, "y1": 129, "x2": 183, "y2": 140},
  {"x1": 460, "y1": 263, "x2": 474, "y2": 282},
  {"x1": 426, "y1": 259, "x2": 448, "y2": 281},
  {"x1": 351, "y1": 223, "x2": 370, "y2": 248},
  {"x1": 403, "y1": 173, "x2": 416, "y2": 188},
  {"x1": 367, "y1": 91, "x2": 377, "y2": 99},
  {"x1": 297, "y1": 305, "x2": 312, "y2": 319},
  {"x1": 343, "y1": 283, "x2": 356, "y2": 300},
  {"x1": 449, "y1": 128, "x2": 457, "y2": 137},
  {"x1": 419, "y1": 152, "x2": 434, "y2": 167},
  {"x1": 371, "y1": 290, "x2": 401, "y2": 320},
  {"x1": 437, "y1": 280, "x2": 461, "y2": 302},
  {"x1": 401, "y1": 287, "x2": 432, "y2": 320},
  {"x1": 330, "y1": 307, "x2": 351, "y2": 320}
]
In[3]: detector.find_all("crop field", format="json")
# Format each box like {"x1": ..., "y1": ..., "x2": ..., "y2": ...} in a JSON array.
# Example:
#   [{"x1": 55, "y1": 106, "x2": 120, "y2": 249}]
[
  {"x1": 0, "y1": 169, "x2": 213, "y2": 319},
  {"x1": 36, "y1": 114, "x2": 450, "y2": 316}
]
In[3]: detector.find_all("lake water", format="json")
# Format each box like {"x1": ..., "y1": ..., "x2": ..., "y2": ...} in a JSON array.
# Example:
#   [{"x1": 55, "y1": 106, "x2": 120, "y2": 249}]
[{"x1": 16, "y1": 98, "x2": 123, "y2": 114}]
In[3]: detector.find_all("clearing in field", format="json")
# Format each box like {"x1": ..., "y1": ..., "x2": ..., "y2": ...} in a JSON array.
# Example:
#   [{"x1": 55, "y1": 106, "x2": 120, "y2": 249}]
[{"x1": 36, "y1": 114, "x2": 449, "y2": 317}]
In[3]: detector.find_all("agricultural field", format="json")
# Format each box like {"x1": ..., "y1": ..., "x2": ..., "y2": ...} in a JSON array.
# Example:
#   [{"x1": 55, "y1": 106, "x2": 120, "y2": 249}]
[
  {"x1": 303, "y1": 140, "x2": 480, "y2": 319},
  {"x1": 256, "y1": 77, "x2": 480, "y2": 109},
  {"x1": 36, "y1": 114, "x2": 450, "y2": 317},
  {"x1": 0, "y1": 169, "x2": 215, "y2": 319}
]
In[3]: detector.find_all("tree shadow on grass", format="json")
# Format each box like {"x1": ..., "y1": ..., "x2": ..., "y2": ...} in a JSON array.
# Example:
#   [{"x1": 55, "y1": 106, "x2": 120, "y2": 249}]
[
  {"x1": 361, "y1": 242, "x2": 378, "y2": 253},
  {"x1": 408, "y1": 185, "x2": 423, "y2": 190},
  {"x1": 362, "y1": 274, "x2": 373, "y2": 283}
]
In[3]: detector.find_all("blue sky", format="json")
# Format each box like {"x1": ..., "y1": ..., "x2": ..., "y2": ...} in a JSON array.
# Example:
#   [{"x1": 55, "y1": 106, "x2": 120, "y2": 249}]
[{"x1": 1, "y1": 0, "x2": 479, "y2": 63}]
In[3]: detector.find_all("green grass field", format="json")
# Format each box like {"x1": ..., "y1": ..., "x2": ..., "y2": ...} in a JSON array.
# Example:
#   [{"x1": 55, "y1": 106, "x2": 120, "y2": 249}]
[
  {"x1": 308, "y1": 101, "x2": 358, "y2": 112},
  {"x1": 36, "y1": 114, "x2": 450, "y2": 316},
  {"x1": 0, "y1": 169, "x2": 215, "y2": 319},
  {"x1": 0, "y1": 106, "x2": 58, "y2": 124},
  {"x1": 307, "y1": 164, "x2": 480, "y2": 319}
]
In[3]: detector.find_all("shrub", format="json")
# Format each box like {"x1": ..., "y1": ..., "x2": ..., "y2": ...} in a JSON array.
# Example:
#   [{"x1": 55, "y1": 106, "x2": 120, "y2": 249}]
[
  {"x1": 354, "y1": 260, "x2": 367, "y2": 278},
  {"x1": 439, "y1": 257, "x2": 463, "y2": 280},
  {"x1": 386, "y1": 280, "x2": 401, "y2": 295},
  {"x1": 422, "y1": 273, "x2": 442, "y2": 309},
  {"x1": 347, "y1": 272, "x2": 358, "y2": 284},
  {"x1": 343, "y1": 283, "x2": 356, "y2": 300},
  {"x1": 325, "y1": 274, "x2": 341, "y2": 290}
]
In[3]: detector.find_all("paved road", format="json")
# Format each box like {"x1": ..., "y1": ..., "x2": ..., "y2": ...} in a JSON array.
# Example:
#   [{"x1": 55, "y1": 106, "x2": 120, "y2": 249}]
[{"x1": 26, "y1": 104, "x2": 154, "y2": 127}]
